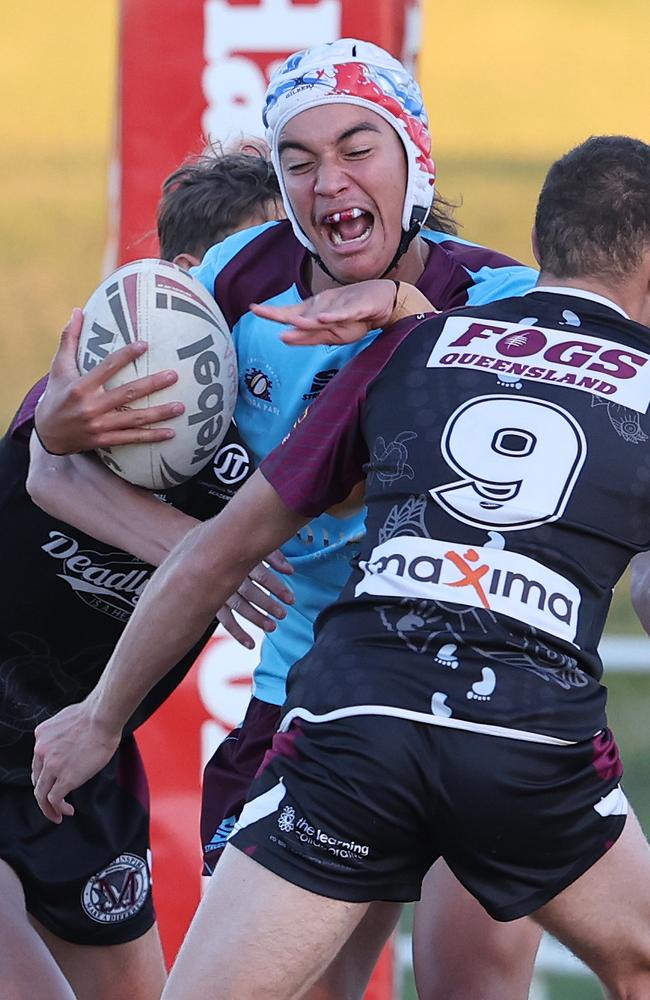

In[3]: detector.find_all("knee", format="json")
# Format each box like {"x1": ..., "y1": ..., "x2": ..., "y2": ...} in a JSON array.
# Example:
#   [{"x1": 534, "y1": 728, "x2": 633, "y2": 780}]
[{"x1": 414, "y1": 921, "x2": 541, "y2": 1000}]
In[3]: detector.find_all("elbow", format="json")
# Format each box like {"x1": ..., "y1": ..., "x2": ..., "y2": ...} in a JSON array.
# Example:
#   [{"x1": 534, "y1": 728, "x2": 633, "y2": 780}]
[
  {"x1": 26, "y1": 451, "x2": 69, "y2": 517},
  {"x1": 26, "y1": 459, "x2": 49, "y2": 509}
]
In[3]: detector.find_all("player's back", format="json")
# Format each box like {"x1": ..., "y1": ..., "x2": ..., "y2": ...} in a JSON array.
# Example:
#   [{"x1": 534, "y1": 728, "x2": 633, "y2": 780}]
[{"x1": 277, "y1": 288, "x2": 650, "y2": 745}]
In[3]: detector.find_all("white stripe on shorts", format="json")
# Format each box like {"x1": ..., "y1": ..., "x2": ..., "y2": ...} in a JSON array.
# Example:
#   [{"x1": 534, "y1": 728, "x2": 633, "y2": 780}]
[{"x1": 279, "y1": 704, "x2": 583, "y2": 746}]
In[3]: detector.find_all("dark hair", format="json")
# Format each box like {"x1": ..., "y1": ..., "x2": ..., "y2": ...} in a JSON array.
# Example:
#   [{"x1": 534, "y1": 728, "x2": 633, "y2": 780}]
[
  {"x1": 423, "y1": 191, "x2": 459, "y2": 236},
  {"x1": 535, "y1": 135, "x2": 650, "y2": 280},
  {"x1": 157, "y1": 149, "x2": 282, "y2": 260}
]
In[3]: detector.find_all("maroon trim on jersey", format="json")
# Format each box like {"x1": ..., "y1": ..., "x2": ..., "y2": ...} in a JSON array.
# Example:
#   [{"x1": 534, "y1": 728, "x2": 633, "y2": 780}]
[
  {"x1": 212, "y1": 223, "x2": 526, "y2": 327},
  {"x1": 213, "y1": 221, "x2": 307, "y2": 329},
  {"x1": 9, "y1": 375, "x2": 48, "y2": 441},
  {"x1": 418, "y1": 238, "x2": 523, "y2": 311},
  {"x1": 260, "y1": 316, "x2": 421, "y2": 517},
  {"x1": 434, "y1": 237, "x2": 523, "y2": 272}
]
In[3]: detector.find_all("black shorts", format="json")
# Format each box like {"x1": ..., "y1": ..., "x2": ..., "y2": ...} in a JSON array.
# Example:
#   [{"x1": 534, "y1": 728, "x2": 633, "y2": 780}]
[
  {"x1": 201, "y1": 696, "x2": 281, "y2": 874},
  {"x1": 0, "y1": 736, "x2": 155, "y2": 945},
  {"x1": 229, "y1": 716, "x2": 628, "y2": 920}
]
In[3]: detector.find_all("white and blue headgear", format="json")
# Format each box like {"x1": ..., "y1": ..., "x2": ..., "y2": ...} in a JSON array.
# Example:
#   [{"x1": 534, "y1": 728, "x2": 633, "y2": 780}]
[{"x1": 263, "y1": 39, "x2": 436, "y2": 264}]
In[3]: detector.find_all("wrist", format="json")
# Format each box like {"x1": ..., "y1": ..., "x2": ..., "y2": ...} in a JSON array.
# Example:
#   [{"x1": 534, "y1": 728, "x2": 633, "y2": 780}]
[
  {"x1": 86, "y1": 688, "x2": 125, "y2": 743},
  {"x1": 33, "y1": 407, "x2": 65, "y2": 456}
]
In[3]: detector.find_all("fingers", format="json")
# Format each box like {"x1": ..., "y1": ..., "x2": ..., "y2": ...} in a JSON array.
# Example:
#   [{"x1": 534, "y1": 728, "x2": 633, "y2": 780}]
[
  {"x1": 265, "y1": 549, "x2": 294, "y2": 575},
  {"x1": 51, "y1": 308, "x2": 85, "y2": 377},
  {"x1": 217, "y1": 606, "x2": 256, "y2": 650},
  {"x1": 239, "y1": 577, "x2": 290, "y2": 619},
  {"x1": 250, "y1": 301, "x2": 307, "y2": 323},
  {"x1": 102, "y1": 366, "x2": 180, "y2": 407},
  {"x1": 249, "y1": 561, "x2": 295, "y2": 603},
  {"x1": 92, "y1": 401, "x2": 184, "y2": 431},
  {"x1": 90, "y1": 426, "x2": 177, "y2": 448},
  {"x1": 33, "y1": 768, "x2": 74, "y2": 824},
  {"x1": 225, "y1": 584, "x2": 282, "y2": 631},
  {"x1": 281, "y1": 328, "x2": 339, "y2": 346}
]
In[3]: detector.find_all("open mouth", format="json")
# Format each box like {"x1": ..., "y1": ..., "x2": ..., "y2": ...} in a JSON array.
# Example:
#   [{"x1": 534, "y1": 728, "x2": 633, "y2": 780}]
[{"x1": 321, "y1": 207, "x2": 374, "y2": 247}]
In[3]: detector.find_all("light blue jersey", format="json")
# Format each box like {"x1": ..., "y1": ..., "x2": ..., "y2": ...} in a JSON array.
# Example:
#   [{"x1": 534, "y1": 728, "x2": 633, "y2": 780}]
[{"x1": 193, "y1": 220, "x2": 537, "y2": 703}]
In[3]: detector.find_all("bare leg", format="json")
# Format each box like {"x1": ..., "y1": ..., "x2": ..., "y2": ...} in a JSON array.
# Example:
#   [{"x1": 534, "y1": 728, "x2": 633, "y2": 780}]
[
  {"x1": 0, "y1": 858, "x2": 75, "y2": 1000},
  {"x1": 413, "y1": 860, "x2": 541, "y2": 1000},
  {"x1": 34, "y1": 918, "x2": 167, "y2": 1000},
  {"x1": 532, "y1": 811, "x2": 650, "y2": 999},
  {"x1": 306, "y1": 901, "x2": 402, "y2": 1000},
  {"x1": 163, "y1": 844, "x2": 369, "y2": 1000}
]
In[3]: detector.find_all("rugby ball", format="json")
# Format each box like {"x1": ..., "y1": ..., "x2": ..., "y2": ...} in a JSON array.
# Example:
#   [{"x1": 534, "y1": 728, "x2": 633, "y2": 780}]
[{"x1": 77, "y1": 259, "x2": 237, "y2": 490}]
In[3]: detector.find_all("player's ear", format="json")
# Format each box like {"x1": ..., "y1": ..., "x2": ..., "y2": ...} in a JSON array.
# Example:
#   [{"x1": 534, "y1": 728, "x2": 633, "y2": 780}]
[
  {"x1": 531, "y1": 225, "x2": 541, "y2": 267},
  {"x1": 173, "y1": 252, "x2": 201, "y2": 271}
]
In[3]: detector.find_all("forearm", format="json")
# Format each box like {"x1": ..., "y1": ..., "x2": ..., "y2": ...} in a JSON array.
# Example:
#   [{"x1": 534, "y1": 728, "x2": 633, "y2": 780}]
[
  {"x1": 27, "y1": 433, "x2": 197, "y2": 565},
  {"x1": 87, "y1": 471, "x2": 307, "y2": 734}
]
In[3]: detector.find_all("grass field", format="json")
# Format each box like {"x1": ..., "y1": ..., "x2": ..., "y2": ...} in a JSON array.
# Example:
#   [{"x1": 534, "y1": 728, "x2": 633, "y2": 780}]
[
  {"x1": 2, "y1": 5, "x2": 650, "y2": 996},
  {"x1": 2, "y1": 1, "x2": 649, "y2": 427}
]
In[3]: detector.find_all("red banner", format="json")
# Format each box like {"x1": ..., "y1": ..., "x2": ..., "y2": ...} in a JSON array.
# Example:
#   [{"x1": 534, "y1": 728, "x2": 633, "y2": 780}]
[
  {"x1": 122, "y1": 2, "x2": 420, "y2": 994},
  {"x1": 112, "y1": 0, "x2": 419, "y2": 266}
]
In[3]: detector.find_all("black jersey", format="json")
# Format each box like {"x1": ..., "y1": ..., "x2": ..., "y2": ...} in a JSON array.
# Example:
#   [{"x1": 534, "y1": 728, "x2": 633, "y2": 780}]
[
  {"x1": 0, "y1": 378, "x2": 254, "y2": 784},
  {"x1": 261, "y1": 289, "x2": 650, "y2": 744}
]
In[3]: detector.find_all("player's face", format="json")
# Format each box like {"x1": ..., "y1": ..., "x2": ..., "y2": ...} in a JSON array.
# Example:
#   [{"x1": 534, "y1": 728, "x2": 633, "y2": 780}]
[{"x1": 278, "y1": 104, "x2": 407, "y2": 285}]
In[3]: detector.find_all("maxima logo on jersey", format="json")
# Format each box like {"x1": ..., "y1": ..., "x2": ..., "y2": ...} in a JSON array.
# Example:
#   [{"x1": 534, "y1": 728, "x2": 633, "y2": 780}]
[
  {"x1": 427, "y1": 317, "x2": 650, "y2": 412},
  {"x1": 355, "y1": 536, "x2": 580, "y2": 644}
]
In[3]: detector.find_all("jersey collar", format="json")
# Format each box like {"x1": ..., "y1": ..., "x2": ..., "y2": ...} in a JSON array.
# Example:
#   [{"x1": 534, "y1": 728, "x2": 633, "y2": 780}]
[{"x1": 524, "y1": 285, "x2": 630, "y2": 320}]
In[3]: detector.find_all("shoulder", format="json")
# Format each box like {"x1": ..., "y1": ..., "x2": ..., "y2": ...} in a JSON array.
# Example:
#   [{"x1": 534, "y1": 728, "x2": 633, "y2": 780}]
[
  {"x1": 192, "y1": 220, "x2": 307, "y2": 328},
  {"x1": 418, "y1": 231, "x2": 537, "y2": 310}
]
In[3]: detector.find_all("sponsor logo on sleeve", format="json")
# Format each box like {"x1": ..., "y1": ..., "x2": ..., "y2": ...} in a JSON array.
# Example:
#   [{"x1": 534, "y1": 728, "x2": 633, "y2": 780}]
[
  {"x1": 355, "y1": 536, "x2": 581, "y2": 644},
  {"x1": 427, "y1": 317, "x2": 650, "y2": 412}
]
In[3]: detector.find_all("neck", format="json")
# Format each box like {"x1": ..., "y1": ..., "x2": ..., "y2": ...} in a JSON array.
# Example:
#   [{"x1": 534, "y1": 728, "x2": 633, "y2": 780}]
[
  {"x1": 308, "y1": 234, "x2": 430, "y2": 294},
  {"x1": 537, "y1": 271, "x2": 643, "y2": 322}
]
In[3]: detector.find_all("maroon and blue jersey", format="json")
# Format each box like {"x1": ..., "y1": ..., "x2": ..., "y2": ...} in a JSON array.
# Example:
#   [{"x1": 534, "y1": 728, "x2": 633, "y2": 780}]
[{"x1": 261, "y1": 288, "x2": 650, "y2": 744}]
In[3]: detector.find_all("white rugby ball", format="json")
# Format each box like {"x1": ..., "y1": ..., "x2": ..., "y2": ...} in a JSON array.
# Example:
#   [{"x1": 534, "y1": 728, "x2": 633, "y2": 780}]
[{"x1": 77, "y1": 259, "x2": 237, "y2": 490}]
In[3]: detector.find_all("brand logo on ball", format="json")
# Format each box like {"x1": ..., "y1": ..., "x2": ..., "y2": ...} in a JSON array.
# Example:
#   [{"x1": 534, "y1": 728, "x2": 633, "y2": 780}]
[
  {"x1": 81, "y1": 853, "x2": 150, "y2": 924},
  {"x1": 213, "y1": 442, "x2": 251, "y2": 485},
  {"x1": 178, "y1": 334, "x2": 228, "y2": 470}
]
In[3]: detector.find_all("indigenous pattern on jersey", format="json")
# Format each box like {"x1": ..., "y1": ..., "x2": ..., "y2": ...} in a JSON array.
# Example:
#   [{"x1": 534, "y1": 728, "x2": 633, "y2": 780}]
[
  {"x1": 0, "y1": 382, "x2": 254, "y2": 784},
  {"x1": 260, "y1": 289, "x2": 650, "y2": 744},
  {"x1": 193, "y1": 219, "x2": 536, "y2": 703}
]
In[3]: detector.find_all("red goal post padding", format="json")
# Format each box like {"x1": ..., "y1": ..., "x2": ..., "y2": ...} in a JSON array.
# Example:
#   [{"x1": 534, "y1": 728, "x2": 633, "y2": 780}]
[{"x1": 118, "y1": 2, "x2": 421, "y2": 994}]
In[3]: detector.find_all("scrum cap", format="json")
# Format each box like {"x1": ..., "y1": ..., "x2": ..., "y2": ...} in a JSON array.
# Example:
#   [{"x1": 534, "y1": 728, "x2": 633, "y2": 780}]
[{"x1": 263, "y1": 39, "x2": 436, "y2": 258}]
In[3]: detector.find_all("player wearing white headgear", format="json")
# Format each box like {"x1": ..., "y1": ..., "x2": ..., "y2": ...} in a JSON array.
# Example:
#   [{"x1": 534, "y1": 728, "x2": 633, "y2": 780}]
[
  {"x1": 264, "y1": 39, "x2": 436, "y2": 278},
  {"x1": 29, "y1": 38, "x2": 541, "y2": 1000}
]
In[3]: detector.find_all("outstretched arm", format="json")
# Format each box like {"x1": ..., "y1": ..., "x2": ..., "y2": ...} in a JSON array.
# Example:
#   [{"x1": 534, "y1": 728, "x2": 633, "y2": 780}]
[
  {"x1": 32, "y1": 471, "x2": 307, "y2": 822},
  {"x1": 251, "y1": 280, "x2": 434, "y2": 347}
]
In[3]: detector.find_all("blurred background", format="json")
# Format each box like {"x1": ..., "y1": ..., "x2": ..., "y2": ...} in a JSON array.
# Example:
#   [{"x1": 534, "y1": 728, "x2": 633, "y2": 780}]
[{"x1": 1, "y1": 2, "x2": 649, "y2": 996}]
